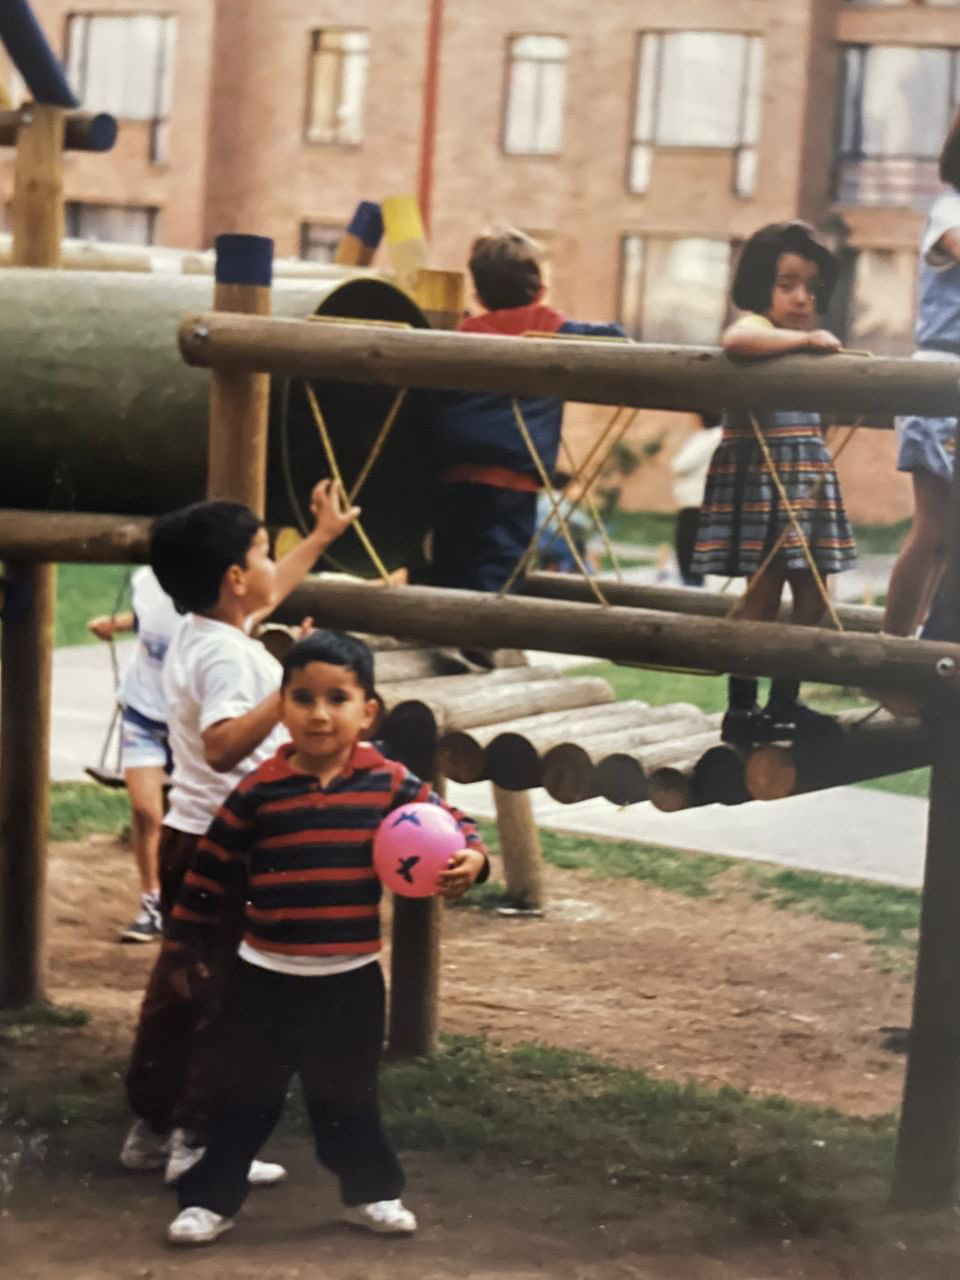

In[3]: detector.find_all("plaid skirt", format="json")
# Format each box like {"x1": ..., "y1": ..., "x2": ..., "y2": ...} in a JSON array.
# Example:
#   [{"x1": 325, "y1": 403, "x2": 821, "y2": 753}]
[{"x1": 691, "y1": 416, "x2": 856, "y2": 578}]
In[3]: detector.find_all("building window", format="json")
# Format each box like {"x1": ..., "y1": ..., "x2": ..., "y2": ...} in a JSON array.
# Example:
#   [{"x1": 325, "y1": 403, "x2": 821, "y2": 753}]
[
  {"x1": 65, "y1": 14, "x2": 176, "y2": 164},
  {"x1": 836, "y1": 44, "x2": 960, "y2": 207},
  {"x1": 620, "y1": 235, "x2": 733, "y2": 344},
  {"x1": 65, "y1": 202, "x2": 157, "y2": 245},
  {"x1": 630, "y1": 31, "x2": 764, "y2": 197},
  {"x1": 305, "y1": 30, "x2": 368, "y2": 145},
  {"x1": 832, "y1": 247, "x2": 917, "y2": 356},
  {"x1": 502, "y1": 34, "x2": 568, "y2": 156},
  {"x1": 300, "y1": 222, "x2": 341, "y2": 262}
]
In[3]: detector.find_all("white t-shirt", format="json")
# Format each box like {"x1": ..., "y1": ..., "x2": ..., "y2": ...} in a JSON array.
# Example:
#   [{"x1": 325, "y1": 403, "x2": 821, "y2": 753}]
[
  {"x1": 162, "y1": 615, "x2": 290, "y2": 835},
  {"x1": 120, "y1": 567, "x2": 181, "y2": 724},
  {"x1": 921, "y1": 191, "x2": 960, "y2": 267}
]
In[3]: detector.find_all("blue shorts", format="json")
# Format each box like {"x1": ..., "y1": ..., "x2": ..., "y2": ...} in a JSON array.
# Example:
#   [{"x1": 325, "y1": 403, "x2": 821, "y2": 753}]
[
  {"x1": 895, "y1": 350, "x2": 957, "y2": 483},
  {"x1": 120, "y1": 707, "x2": 171, "y2": 772}
]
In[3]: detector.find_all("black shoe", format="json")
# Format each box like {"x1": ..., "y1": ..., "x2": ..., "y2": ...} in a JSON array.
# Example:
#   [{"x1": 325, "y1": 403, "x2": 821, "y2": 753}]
[
  {"x1": 720, "y1": 707, "x2": 766, "y2": 748},
  {"x1": 765, "y1": 701, "x2": 843, "y2": 748}
]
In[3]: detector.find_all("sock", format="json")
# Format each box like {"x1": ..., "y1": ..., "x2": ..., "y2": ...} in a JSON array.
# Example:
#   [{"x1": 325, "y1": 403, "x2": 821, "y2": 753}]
[
  {"x1": 767, "y1": 678, "x2": 800, "y2": 710},
  {"x1": 727, "y1": 676, "x2": 759, "y2": 712}
]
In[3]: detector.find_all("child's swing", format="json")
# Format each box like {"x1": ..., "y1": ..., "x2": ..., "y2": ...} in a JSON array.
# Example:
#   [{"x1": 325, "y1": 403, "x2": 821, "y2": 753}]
[{"x1": 84, "y1": 567, "x2": 132, "y2": 789}]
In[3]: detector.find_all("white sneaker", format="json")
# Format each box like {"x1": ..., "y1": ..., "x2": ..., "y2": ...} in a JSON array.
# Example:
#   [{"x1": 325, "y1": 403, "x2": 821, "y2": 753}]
[
  {"x1": 167, "y1": 1206, "x2": 234, "y2": 1246},
  {"x1": 119, "y1": 1119, "x2": 169, "y2": 1171},
  {"x1": 164, "y1": 1128, "x2": 204, "y2": 1185},
  {"x1": 342, "y1": 1198, "x2": 418, "y2": 1235},
  {"x1": 164, "y1": 1129, "x2": 287, "y2": 1188},
  {"x1": 247, "y1": 1159, "x2": 287, "y2": 1187}
]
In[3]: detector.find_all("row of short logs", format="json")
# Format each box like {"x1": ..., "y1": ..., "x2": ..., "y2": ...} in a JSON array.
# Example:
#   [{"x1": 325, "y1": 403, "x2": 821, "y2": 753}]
[{"x1": 261, "y1": 632, "x2": 936, "y2": 810}]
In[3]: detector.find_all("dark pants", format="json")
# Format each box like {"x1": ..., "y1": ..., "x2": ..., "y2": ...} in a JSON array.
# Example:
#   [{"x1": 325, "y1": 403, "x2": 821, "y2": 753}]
[
  {"x1": 177, "y1": 959, "x2": 403, "y2": 1218},
  {"x1": 125, "y1": 825, "x2": 244, "y2": 1135},
  {"x1": 429, "y1": 482, "x2": 536, "y2": 593},
  {"x1": 675, "y1": 507, "x2": 704, "y2": 587}
]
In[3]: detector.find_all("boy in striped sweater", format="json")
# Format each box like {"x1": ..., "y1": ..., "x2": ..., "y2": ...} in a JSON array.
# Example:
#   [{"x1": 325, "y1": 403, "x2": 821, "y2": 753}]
[{"x1": 163, "y1": 630, "x2": 489, "y2": 1246}]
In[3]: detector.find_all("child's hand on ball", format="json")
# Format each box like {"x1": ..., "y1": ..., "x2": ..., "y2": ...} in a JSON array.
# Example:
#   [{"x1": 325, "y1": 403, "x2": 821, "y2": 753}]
[{"x1": 436, "y1": 849, "x2": 487, "y2": 899}]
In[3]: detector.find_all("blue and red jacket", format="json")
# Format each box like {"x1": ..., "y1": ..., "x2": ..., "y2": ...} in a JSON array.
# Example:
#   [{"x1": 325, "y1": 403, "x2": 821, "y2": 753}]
[{"x1": 431, "y1": 303, "x2": 625, "y2": 489}]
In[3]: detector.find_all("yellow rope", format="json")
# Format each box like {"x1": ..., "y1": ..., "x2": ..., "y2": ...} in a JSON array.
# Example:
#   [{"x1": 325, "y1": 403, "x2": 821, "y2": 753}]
[
  {"x1": 725, "y1": 424, "x2": 859, "y2": 622},
  {"x1": 303, "y1": 382, "x2": 393, "y2": 584},
  {"x1": 743, "y1": 411, "x2": 843, "y2": 630},
  {"x1": 559, "y1": 436, "x2": 623, "y2": 581},
  {"x1": 500, "y1": 405, "x2": 639, "y2": 595},
  {"x1": 506, "y1": 398, "x2": 609, "y2": 605},
  {"x1": 347, "y1": 388, "x2": 407, "y2": 503}
]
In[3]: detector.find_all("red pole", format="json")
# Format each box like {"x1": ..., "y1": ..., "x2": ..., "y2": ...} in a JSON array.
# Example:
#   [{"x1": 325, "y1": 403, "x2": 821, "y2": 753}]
[{"x1": 417, "y1": 0, "x2": 444, "y2": 236}]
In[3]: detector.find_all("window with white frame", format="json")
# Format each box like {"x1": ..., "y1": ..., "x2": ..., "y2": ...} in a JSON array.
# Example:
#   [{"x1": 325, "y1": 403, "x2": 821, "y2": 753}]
[
  {"x1": 305, "y1": 30, "x2": 368, "y2": 145},
  {"x1": 620, "y1": 235, "x2": 733, "y2": 344},
  {"x1": 837, "y1": 44, "x2": 960, "y2": 207},
  {"x1": 629, "y1": 31, "x2": 764, "y2": 197},
  {"x1": 502, "y1": 34, "x2": 568, "y2": 155},
  {"x1": 300, "y1": 222, "x2": 341, "y2": 262},
  {"x1": 65, "y1": 14, "x2": 176, "y2": 164},
  {"x1": 834, "y1": 247, "x2": 917, "y2": 356},
  {"x1": 65, "y1": 202, "x2": 157, "y2": 245}
]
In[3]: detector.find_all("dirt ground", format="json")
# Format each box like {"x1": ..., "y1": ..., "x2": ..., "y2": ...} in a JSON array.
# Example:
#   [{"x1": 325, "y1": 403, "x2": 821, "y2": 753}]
[{"x1": 0, "y1": 835, "x2": 927, "y2": 1279}]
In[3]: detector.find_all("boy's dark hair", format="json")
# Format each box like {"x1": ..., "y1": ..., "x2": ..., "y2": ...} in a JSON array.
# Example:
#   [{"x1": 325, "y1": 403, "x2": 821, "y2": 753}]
[
  {"x1": 940, "y1": 105, "x2": 960, "y2": 190},
  {"x1": 732, "y1": 221, "x2": 837, "y2": 314},
  {"x1": 281, "y1": 629, "x2": 375, "y2": 697},
  {"x1": 150, "y1": 500, "x2": 263, "y2": 614},
  {"x1": 468, "y1": 228, "x2": 544, "y2": 311}
]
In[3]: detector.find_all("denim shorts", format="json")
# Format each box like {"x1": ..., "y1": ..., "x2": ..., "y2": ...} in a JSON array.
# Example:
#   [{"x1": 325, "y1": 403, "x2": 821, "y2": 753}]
[
  {"x1": 120, "y1": 707, "x2": 171, "y2": 771},
  {"x1": 895, "y1": 349, "x2": 957, "y2": 483}
]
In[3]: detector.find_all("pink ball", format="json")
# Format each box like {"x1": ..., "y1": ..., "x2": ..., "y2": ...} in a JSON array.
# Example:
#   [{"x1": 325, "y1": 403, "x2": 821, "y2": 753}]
[{"x1": 373, "y1": 803, "x2": 465, "y2": 898}]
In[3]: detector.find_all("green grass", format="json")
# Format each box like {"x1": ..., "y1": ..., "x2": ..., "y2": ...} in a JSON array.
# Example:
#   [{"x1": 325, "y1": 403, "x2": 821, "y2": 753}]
[
  {"x1": 605, "y1": 509, "x2": 676, "y2": 545},
  {"x1": 55, "y1": 563, "x2": 131, "y2": 647},
  {"x1": 49, "y1": 781, "x2": 129, "y2": 842},
  {"x1": 853, "y1": 519, "x2": 910, "y2": 556},
  {"x1": 859, "y1": 767, "x2": 930, "y2": 799},
  {"x1": 0, "y1": 1029, "x2": 913, "y2": 1240},
  {"x1": 749, "y1": 867, "x2": 919, "y2": 952}
]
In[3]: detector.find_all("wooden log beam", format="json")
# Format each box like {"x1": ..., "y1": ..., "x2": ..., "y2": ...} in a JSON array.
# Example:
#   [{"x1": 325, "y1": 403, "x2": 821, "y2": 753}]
[
  {"x1": 745, "y1": 710, "x2": 931, "y2": 801},
  {"x1": 521, "y1": 573, "x2": 884, "y2": 634},
  {"x1": 692, "y1": 744, "x2": 750, "y2": 807},
  {"x1": 597, "y1": 728, "x2": 724, "y2": 808},
  {"x1": 178, "y1": 310, "x2": 960, "y2": 418},
  {"x1": 492, "y1": 786, "x2": 545, "y2": 911},
  {"x1": 437, "y1": 699, "x2": 648, "y2": 784},
  {"x1": 484, "y1": 699, "x2": 664, "y2": 791},
  {"x1": 394, "y1": 675, "x2": 614, "y2": 737},
  {"x1": 540, "y1": 713, "x2": 709, "y2": 803},
  {"x1": 379, "y1": 664, "x2": 558, "y2": 709},
  {"x1": 0, "y1": 107, "x2": 117, "y2": 151},
  {"x1": 276, "y1": 578, "x2": 960, "y2": 697},
  {"x1": 0, "y1": 511, "x2": 151, "y2": 562}
]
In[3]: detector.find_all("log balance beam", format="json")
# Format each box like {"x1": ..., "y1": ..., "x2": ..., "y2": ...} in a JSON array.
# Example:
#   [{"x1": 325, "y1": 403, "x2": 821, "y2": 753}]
[{"x1": 179, "y1": 311, "x2": 960, "y2": 418}]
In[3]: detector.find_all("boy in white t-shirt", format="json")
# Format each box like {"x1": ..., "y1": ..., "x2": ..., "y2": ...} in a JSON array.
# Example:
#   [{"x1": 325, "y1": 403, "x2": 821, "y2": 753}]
[
  {"x1": 121, "y1": 481, "x2": 358, "y2": 1186},
  {"x1": 89, "y1": 567, "x2": 181, "y2": 942}
]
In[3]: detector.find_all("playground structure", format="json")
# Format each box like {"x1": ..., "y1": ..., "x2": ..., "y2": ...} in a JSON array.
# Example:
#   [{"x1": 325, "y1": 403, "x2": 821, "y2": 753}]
[{"x1": 2, "y1": 0, "x2": 960, "y2": 1221}]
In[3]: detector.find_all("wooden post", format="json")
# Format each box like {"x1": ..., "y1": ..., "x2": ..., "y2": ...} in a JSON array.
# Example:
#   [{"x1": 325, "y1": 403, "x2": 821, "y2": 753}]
[
  {"x1": 388, "y1": 773, "x2": 444, "y2": 1058},
  {"x1": 891, "y1": 414, "x2": 960, "y2": 1208},
  {"x1": 492, "y1": 785, "x2": 545, "y2": 911},
  {"x1": 411, "y1": 268, "x2": 465, "y2": 331},
  {"x1": 0, "y1": 101, "x2": 64, "y2": 1007},
  {"x1": 207, "y1": 234, "x2": 273, "y2": 514}
]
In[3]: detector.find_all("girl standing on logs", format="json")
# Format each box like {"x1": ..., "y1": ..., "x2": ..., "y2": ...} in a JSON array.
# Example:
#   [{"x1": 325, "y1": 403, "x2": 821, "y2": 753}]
[
  {"x1": 690, "y1": 222, "x2": 857, "y2": 747},
  {"x1": 883, "y1": 115, "x2": 960, "y2": 639}
]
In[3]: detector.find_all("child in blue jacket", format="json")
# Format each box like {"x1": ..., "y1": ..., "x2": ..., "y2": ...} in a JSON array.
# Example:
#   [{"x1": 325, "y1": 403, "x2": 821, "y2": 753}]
[{"x1": 428, "y1": 229, "x2": 623, "y2": 592}]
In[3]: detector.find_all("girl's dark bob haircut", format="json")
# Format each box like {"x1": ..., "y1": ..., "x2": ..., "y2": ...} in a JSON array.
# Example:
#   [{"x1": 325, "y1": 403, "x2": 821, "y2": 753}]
[
  {"x1": 732, "y1": 221, "x2": 838, "y2": 315},
  {"x1": 940, "y1": 104, "x2": 960, "y2": 190}
]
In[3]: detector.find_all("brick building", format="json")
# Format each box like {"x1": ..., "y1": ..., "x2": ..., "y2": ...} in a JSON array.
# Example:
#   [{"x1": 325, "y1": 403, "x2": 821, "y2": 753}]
[{"x1": 4, "y1": 0, "x2": 959, "y2": 523}]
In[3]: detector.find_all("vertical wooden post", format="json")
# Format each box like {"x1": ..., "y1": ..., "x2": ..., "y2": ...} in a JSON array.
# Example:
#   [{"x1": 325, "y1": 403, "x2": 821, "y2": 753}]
[
  {"x1": 891, "y1": 415, "x2": 960, "y2": 1208},
  {"x1": 388, "y1": 772, "x2": 443, "y2": 1058},
  {"x1": 207, "y1": 233, "x2": 273, "y2": 515},
  {"x1": 493, "y1": 785, "x2": 545, "y2": 911},
  {"x1": 411, "y1": 267, "x2": 465, "y2": 331},
  {"x1": 0, "y1": 102, "x2": 64, "y2": 1007}
]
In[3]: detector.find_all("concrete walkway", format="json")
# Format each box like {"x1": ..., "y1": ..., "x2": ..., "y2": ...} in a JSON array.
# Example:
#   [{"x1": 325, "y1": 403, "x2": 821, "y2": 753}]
[{"x1": 46, "y1": 639, "x2": 929, "y2": 890}]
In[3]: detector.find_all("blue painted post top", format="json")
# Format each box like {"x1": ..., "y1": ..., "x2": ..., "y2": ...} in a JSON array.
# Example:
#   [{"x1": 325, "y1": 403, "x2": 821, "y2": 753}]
[
  {"x1": 346, "y1": 201, "x2": 384, "y2": 250},
  {"x1": 0, "y1": 0, "x2": 78, "y2": 108},
  {"x1": 214, "y1": 234, "x2": 274, "y2": 287}
]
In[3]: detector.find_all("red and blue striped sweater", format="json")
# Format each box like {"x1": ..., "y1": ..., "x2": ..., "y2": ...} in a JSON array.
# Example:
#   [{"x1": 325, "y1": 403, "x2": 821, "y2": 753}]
[{"x1": 165, "y1": 742, "x2": 488, "y2": 960}]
